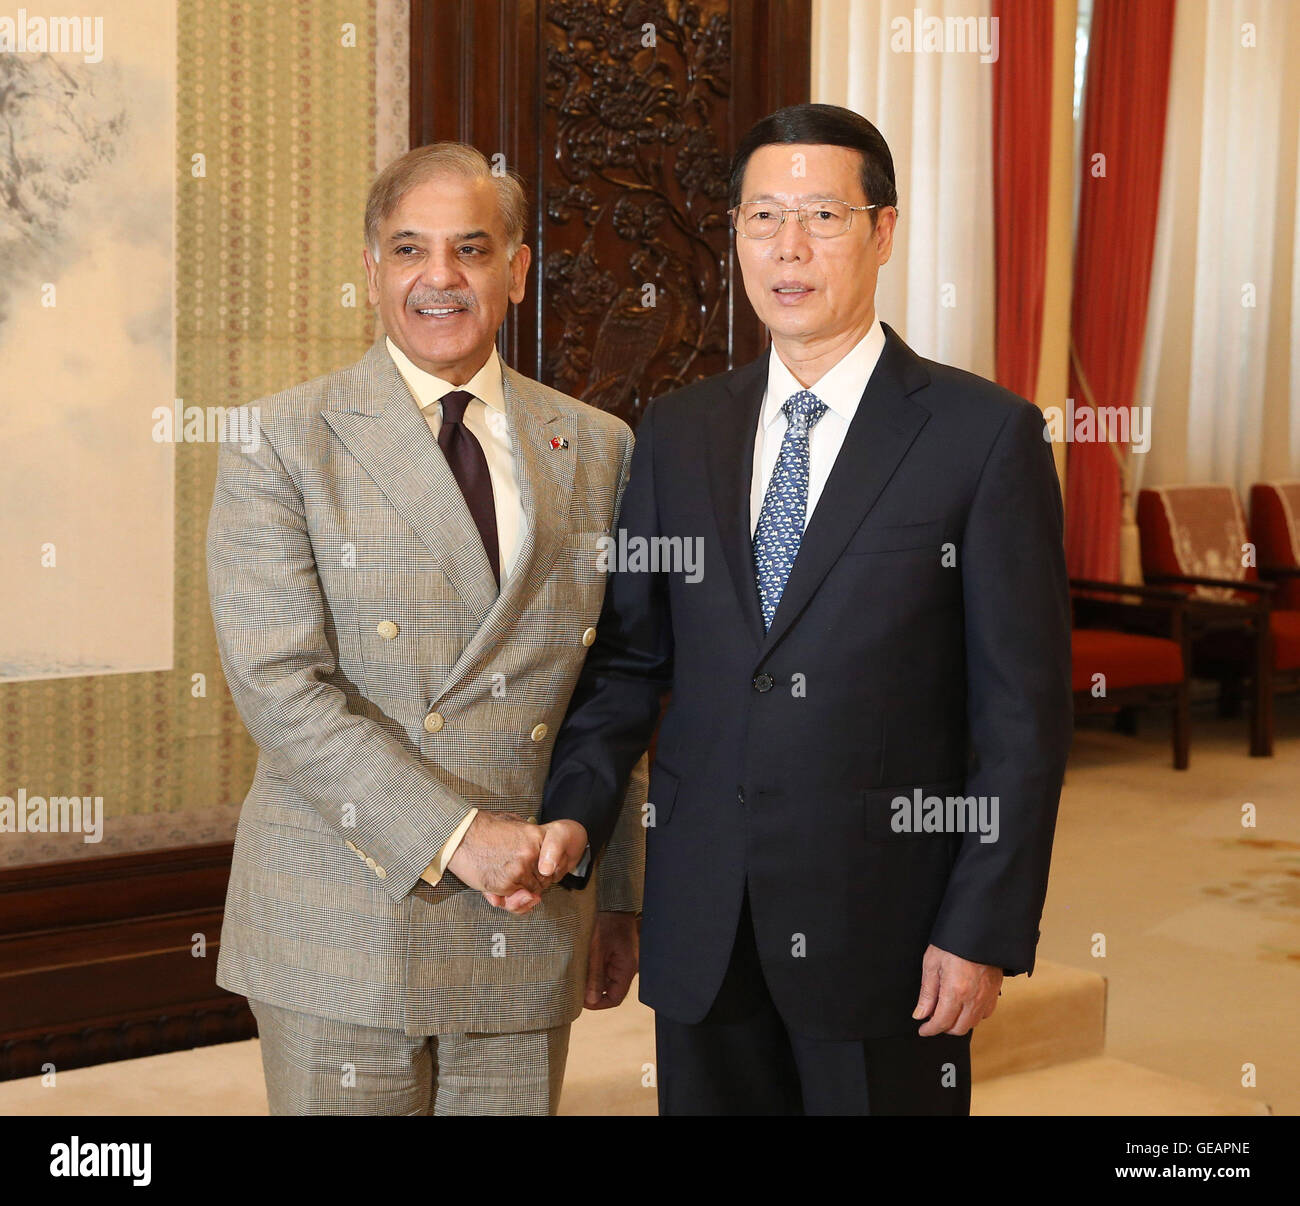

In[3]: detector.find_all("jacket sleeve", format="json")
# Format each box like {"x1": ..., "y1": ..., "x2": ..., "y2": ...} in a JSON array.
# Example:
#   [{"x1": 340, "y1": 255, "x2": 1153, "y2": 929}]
[
  {"x1": 206, "y1": 405, "x2": 473, "y2": 902},
  {"x1": 926, "y1": 400, "x2": 1073, "y2": 976},
  {"x1": 541, "y1": 401, "x2": 674, "y2": 864}
]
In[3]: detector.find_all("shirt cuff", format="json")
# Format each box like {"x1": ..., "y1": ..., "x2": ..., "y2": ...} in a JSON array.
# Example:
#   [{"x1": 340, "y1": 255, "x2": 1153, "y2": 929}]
[
  {"x1": 572, "y1": 845, "x2": 592, "y2": 879},
  {"x1": 420, "y1": 807, "x2": 478, "y2": 887}
]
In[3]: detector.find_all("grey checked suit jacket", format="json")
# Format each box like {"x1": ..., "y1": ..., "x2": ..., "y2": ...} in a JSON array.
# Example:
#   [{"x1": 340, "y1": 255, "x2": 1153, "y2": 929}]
[{"x1": 207, "y1": 337, "x2": 647, "y2": 1036}]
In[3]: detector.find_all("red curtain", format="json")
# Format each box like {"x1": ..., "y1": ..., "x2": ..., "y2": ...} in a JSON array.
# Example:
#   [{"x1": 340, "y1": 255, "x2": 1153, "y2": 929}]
[
  {"x1": 992, "y1": 0, "x2": 1054, "y2": 403},
  {"x1": 1066, "y1": 0, "x2": 1176, "y2": 581}
]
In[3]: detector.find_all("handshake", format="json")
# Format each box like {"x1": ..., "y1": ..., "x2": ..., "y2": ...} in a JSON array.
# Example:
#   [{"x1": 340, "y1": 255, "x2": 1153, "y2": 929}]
[{"x1": 447, "y1": 810, "x2": 589, "y2": 915}]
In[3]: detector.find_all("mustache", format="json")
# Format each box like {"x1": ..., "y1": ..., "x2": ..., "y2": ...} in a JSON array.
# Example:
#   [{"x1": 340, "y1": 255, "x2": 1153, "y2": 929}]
[{"x1": 408, "y1": 290, "x2": 476, "y2": 310}]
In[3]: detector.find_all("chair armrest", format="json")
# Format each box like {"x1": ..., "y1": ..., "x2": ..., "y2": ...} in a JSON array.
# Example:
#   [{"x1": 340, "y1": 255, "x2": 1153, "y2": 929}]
[
  {"x1": 1146, "y1": 573, "x2": 1276, "y2": 595},
  {"x1": 1071, "y1": 580, "x2": 1188, "y2": 641},
  {"x1": 1070, "y1": 578, "x2": 1189, "y2": 604}
]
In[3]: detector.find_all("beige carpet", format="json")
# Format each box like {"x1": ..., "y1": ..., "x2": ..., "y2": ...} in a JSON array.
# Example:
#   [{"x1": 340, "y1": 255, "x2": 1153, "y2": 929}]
[
  {"x1": 1045, "y1": 695, "x2": 1299, "y2": 1115},
  {"x1": 0, "y1": 696, "x2": 1294, "y2": 1116}
]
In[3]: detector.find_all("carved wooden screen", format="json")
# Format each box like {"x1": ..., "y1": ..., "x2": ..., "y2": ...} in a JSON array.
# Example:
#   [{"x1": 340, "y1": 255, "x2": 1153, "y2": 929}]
[{"x1": 410, "y1": 0, "x2": 811, "y2": 428}]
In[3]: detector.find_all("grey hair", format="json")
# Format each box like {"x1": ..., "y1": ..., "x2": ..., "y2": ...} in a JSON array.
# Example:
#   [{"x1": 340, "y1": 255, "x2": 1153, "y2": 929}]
[{"x1": 364, "y1": 142, "x2": 528, "y2": 259}]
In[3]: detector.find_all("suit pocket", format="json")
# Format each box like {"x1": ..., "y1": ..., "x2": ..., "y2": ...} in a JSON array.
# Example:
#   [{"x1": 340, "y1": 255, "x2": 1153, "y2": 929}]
[
  {"x1": 250, "y1": 763, "x2": 335, "y2": 833},
  {"x1": 536, "y1": 530, "x2": 612, "y2": 618},
  {"x1": 256, "y1": 801, "x2": 335, "y2": 834},
  {"x1": 863, "y1": 781, "x2": 967, "y2": 842},
  {"x1": 646, "y1": 763, "x2": 681, "y2": 829},
  {"x1": 845, "y1": 519, "x2": 944, "y2": 555}
]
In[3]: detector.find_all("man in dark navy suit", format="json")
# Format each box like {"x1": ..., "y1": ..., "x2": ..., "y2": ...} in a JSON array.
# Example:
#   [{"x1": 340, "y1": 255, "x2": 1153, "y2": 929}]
[{"x1": 540, "y1": 103, "x2": 1073, "y2": 1115}]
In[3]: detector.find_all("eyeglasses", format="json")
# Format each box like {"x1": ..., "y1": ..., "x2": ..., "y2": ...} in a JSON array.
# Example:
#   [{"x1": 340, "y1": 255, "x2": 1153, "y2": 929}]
[{"x1": 728, "y1": 199, "x2": 882, "y2": 239}]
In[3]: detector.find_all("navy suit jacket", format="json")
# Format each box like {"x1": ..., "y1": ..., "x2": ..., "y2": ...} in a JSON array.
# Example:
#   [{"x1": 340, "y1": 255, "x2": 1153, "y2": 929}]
[{"x1": 543, "y1": 322, "x2": 1073, "y2": 1040}]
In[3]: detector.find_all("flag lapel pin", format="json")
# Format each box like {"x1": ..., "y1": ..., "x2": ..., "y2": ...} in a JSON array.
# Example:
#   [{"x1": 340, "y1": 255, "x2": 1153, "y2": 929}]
[{"x1": 549, "y1": 435, "x2": 569, "y2": 450}]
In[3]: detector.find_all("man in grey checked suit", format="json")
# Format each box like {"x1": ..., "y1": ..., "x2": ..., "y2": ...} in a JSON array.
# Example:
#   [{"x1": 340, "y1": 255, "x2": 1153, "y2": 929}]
[{"x1": 206, "y1": 142, "x2": 646, "y2": 1115}]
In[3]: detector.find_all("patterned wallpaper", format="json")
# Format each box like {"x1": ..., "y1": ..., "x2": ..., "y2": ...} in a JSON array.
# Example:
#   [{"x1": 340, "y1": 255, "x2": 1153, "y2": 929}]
[{"x1": 1, "y1": 0, "x2": 408, "y2": 865}]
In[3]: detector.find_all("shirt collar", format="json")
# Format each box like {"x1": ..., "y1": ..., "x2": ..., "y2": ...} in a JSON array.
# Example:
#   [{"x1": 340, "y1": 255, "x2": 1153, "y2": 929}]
[
  {"x1": 385, "y1": 336, "x2": 506, "y2": 415},
  {"x1": 761, "y1": 317, "x2": 886, "y2": 429}
]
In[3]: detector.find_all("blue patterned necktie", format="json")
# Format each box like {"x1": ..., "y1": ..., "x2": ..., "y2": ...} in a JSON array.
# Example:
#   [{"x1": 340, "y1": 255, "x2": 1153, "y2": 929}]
[{"x1": 753, "y1": 390, "x2": 828, "y2": 630}]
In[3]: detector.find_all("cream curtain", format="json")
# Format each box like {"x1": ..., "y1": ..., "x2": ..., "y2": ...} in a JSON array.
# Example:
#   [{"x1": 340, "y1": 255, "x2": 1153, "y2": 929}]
[
  {"x1": 812, "y1": 0, "x2": 997, "y2": 376},
  {"x1": 1136, "y1": 0, "x2": 1300, "y2": 494}
]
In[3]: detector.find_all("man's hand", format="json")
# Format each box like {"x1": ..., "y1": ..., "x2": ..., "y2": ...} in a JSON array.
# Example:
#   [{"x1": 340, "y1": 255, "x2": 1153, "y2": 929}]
[
  {"x1": 912, "y1": 944, "x2": 1003, "y2": 1036},
  {"x1": 480, "y1": 819, "x2": 589, "y2": 916},
  {"x1": 447, "y1": 810, "x2": 547, "y2": 900},
  {"x1": 537, "y1": 818, "x2": 589, "y2": 880},
  {"x1": 584, "y1": 911, "x2": 639, "y2": 1009}
]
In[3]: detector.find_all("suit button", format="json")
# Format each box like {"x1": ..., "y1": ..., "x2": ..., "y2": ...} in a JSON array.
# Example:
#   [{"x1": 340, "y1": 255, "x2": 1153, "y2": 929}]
[
  {"x1": 364, "y1": 855, "x2": 376, "y2": 869},
  {"x1": 752, "y1": 674, "x2": 773, "y2": 693},
  {"x1": 737, "y1": 787, "x2": 746, "y2": 805},
  {"x1": 582, "y1": 626, "x2": 597, "y2": 647},
  {"x1": 531, "y1": 723, "x2": 548, "y2": 742},
  {"x1": 345, "y1": 840, "x2": 359, "y2": 852},
  {"x1": 374, "y1": 864, "x2": 387, "y2": 879},
  {"x1": 424, "y1": 712, "x2": 445, "y2": 734},
  {"x1": 376, "y1": 620, "x2": 398, "y2": 640}
]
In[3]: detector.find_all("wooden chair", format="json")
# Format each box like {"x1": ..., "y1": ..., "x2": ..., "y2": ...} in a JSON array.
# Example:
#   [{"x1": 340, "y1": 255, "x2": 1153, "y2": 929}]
[
  {"x1": 1250, "y1": 481, "x2": 1300, "y2": 608},
  {"x1": 1071, "y1": 579, "x2": 1190, "y2": 769},
  {"x1": 1136, "y1": 484, "x2": 1299, "y2": 756}
]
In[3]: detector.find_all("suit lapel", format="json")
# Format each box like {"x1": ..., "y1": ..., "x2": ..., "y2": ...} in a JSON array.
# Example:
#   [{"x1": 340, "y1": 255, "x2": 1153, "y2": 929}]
[
  {"x1": 760, "y1": 323, "x2": 932, "y2": 655},
  {"x1": 705, "y1": 354, "x2": 768, "y2": 651},
  {"x1": 428, "y1": 366, "x2": 577, "y2": 700},
  {"x1": 321, "y1": 339, "x2": 499, "y2": 622},
  {"x1": 498, "y1": 364, "x2": 576, "y2": 605}
]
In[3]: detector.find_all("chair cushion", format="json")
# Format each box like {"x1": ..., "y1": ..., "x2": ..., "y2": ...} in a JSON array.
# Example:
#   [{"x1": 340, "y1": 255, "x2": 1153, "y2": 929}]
[{"x1": 1072, "y1": 627, "x2": 1184, "y2": 692}]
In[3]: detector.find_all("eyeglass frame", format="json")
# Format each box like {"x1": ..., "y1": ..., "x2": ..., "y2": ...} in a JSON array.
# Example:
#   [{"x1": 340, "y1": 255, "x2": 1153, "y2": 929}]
[{"x1": 727, "y1": 198, "x2": 888, "y2": 239}]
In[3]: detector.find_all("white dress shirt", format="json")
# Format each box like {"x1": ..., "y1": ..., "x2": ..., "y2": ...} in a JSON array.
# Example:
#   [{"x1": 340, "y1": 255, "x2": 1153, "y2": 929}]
[
  {"x1": 750, "y1": 318, "x2": 887, "y2": 535},
  {"x1": 386, "y1": 336, "x2": 528, "y2": 585}
]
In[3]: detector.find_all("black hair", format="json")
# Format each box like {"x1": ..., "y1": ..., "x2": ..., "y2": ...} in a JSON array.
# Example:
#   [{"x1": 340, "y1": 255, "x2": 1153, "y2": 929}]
[{"x1": 728, "y1": 103, "x2": 898, "y2": 218}]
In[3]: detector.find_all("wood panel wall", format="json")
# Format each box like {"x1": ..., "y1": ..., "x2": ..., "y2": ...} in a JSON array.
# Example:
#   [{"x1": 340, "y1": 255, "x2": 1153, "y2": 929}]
[{"x1": 411, "y1": 0, "x2": 810, "y2": 424}]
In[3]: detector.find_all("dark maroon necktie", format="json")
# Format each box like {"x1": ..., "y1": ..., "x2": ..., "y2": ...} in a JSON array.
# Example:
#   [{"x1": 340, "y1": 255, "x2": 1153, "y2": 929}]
[{"x1": 436, "y1": 390, "x2": 500, "y2": 585}]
